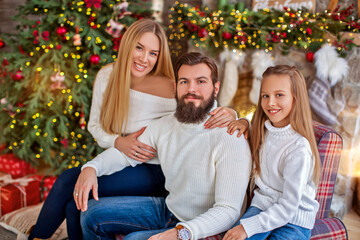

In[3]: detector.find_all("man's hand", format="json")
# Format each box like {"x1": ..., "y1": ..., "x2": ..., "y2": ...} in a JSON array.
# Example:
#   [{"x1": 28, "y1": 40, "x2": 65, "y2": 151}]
[
  {"x1": 114, "y1": 127, "x2": 156, "y2": 162},
  {"x1": 74, "y1": 167, "x2": 98, "y2": 212},
  {"x1": 223, "y1": 224, "x2": 247, "y2": 240},
  {"x1": 148, "y1": 228, "x2": 177, "y2": 240}
]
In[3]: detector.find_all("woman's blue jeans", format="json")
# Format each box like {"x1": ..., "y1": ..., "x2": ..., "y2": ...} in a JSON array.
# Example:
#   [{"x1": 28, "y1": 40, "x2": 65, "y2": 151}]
[
  {"x1": 81, "y1": 196, "x2": 178, "y2": 240},
  {"x1": 28, "y1": 164, "x2": 166, "y2": 240},
  {"x1": 240, "y1": 206, "x2": 311, "y2": 240}
]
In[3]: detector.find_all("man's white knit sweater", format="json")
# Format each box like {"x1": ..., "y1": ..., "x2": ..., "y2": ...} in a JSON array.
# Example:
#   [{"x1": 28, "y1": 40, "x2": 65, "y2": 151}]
[
  {"x1": 83, "y1": 103, "x2": 252, "y2": 240},
  {"x1": 241, "y1": 120, "x2": 319, "y2": 237}
]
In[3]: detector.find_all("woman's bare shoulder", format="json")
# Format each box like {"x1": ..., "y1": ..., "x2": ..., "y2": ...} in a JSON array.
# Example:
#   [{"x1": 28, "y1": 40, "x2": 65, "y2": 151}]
[
  {"x1": 155, "y1": 76, "x2": 175, "y2": 98},
  {"x1": 144, "y1": 75, "x2": 175, "y2": 98}
]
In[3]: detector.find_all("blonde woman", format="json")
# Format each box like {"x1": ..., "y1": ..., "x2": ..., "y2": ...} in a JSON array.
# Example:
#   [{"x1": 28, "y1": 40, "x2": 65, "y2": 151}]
[
  {"x1": 225, "y1": 65, "x2": 321, "y2": 240},
  {"x1": 29, "y1": 19, "x2": 246, "y2": 240}
]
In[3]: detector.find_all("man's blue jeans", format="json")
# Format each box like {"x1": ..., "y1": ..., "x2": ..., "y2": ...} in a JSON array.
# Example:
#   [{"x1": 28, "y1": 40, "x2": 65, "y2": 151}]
[
  {"x1": 81, "y1": 196, "x2": 179, "y2": 240},
  {"x1": 240, "y1": 206, "x2": 311, "y2": 240}
]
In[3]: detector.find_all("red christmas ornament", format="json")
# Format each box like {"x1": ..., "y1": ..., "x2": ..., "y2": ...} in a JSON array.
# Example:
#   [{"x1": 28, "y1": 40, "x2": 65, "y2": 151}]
[
  {"x1": 222, "y1": 32, "x2": 232, "y2": 40},
  {"x1": 306, "y1": 52, "x2": 314, "y2": 62},
  {"x1": 198, "y1": 28, "x2": 208, "y2": 38},
  {"x1": 89, "y1": 54, "x2": 100, "y2": 65},
  {"x1": 0, "y1": 39, "x2": 5, "y2": 48},
  {"x1": 56, "y1": 45, "x2": 62, "y2": 50},
  {"x1": 12, "y1": 70, "x2": 24, "y2": 81},
  {"x1": 56, "y1": 26, "x2": 67, "y2": 37},
  {"x1": 306, "y1": 28, "x2": 312, "y2": 35},
  {"x1": 84, "y1": 0, "x2": 102, "y2": 9},
  {"x1": 42, "y1": 31, "x2": 50, "y2": 41}
]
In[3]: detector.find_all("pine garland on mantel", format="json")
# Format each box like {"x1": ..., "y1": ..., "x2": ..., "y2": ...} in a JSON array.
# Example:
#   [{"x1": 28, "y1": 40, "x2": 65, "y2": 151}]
[{"x1": 168, "y1": 1, "x2": 360, "y2": 57}]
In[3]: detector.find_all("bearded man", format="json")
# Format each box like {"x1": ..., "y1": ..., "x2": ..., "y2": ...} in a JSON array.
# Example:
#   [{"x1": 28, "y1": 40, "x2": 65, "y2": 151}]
[{"x1": 79, "y1": 52, "x2": 252, "y2": 240}]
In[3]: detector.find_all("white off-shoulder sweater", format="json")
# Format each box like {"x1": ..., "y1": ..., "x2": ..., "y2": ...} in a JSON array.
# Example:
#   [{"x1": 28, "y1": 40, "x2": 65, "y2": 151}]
[
  {"x1": 83, "y1": 103, "x2": 252, "y2": 240},
  {"x1": 87, "y1": 64, "x2": 176, "y2": 148},
  {"x1": 241, "y1": 120, "x2": 319, "y2": 237}
]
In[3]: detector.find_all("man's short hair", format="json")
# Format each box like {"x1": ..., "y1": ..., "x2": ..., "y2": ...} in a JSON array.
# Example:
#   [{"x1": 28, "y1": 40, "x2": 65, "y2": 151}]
[{"x1": 174, "y1": 52, "x2": 218, "y2": 85}]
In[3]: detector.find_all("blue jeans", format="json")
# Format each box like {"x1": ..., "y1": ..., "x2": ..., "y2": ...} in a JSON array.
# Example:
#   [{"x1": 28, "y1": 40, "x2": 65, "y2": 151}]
[
  {"x1": 29, "y1": 164, "x2": 166, "y2": 240},
  {"x1": 240, "y1": 206, "x2": 311, "y2": 240},
  {"x1": 81, "y1": 196, "x2": 178, "y2": 240}
]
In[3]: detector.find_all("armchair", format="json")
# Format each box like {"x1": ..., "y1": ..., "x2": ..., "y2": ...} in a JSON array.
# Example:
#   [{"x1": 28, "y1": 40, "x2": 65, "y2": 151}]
[{"x1": 117, "y1": 122, "x2": 347, "y2": 240}]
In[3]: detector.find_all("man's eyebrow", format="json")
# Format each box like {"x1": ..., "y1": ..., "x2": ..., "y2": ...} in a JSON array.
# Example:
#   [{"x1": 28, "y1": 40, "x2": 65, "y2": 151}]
[{"x1": 137, "y1": 42, "x2": 160, "y2": 52}]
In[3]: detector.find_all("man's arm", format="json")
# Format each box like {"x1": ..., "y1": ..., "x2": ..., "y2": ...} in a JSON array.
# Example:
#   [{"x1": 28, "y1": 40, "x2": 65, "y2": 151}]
[{"x1": 82, "y1": 126, "x2": 159, "y2": 177}]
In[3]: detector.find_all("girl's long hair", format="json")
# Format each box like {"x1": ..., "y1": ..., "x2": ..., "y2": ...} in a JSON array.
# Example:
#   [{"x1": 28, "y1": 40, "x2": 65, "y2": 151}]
[
  {"x1": 99, "y1": 19, "x2": 175, "y2": 135},
  {"x1": 250, "y1": 65, "x2": 321, "y2": 184}
]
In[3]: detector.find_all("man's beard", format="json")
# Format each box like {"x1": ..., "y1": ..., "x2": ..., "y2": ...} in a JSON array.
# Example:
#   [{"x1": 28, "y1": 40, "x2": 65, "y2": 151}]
[{"x1": 174, "y1": 91, "x2": 216, "y2": 124}]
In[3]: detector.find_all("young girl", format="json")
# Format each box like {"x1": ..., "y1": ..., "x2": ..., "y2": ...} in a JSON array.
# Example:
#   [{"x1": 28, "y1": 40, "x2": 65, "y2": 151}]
[{"x1": 224, "y1": 65, "x2": 321, "y2": 240}]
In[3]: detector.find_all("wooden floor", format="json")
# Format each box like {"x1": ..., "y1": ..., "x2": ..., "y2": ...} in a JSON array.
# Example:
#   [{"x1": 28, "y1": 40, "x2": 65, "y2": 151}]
[{"x1": 343, "y1": 209, "x2": 360, "y2": 240}]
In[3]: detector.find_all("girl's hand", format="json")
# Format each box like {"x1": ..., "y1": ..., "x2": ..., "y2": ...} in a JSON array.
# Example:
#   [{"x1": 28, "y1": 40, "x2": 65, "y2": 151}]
[
  {"x1": 114, "y1": 127, "x2": 156, "y2": 162},
  {"x1": 227, "y1": 119, "x2": 249, "y2": 139},
  {"x1": 204, "y1": 107, "x2": 237, "y2": 129},
  {"x1": 148, "y1": 228, "x2": 177, "y2": 240},
  {"x1": 74, "y1": 167, "x2": 98, "y2": 212},
  {"x1": 223, "y1": 224, "x2": 247, "y2": 240}
]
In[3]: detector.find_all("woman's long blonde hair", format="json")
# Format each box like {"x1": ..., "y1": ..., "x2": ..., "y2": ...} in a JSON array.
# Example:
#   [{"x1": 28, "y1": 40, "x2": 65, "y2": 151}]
[
  {"x1": 250, "y1": 65, "x2": 321, "y2": 184},
  {"x1": 100, "y1": 19, "x2": 175, "y2": 135}
]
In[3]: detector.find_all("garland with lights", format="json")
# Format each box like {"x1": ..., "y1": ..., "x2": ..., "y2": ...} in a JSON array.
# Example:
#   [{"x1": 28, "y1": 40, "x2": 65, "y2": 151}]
[
  {"x1": 0, "y1": 0, "x2": 152, "y2": 173},
  {"x1": 168, "y1": 2, "x2": 359, "y2": 57}
]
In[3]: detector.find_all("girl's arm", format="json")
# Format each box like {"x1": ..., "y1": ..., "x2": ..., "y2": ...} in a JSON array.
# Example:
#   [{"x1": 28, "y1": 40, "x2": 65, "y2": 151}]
[
  {"x1": 204, "y1": 107, "x2": 237, "y2": 128},
  {"x1": 227, "y1": 119, "x2": 250, "y2": 139}
]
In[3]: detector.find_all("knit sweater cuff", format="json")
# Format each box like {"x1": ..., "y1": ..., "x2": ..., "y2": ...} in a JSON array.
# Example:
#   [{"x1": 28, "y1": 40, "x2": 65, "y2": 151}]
[{"x1": 240, "y1": 216, "x2": 262, "y2": 238}]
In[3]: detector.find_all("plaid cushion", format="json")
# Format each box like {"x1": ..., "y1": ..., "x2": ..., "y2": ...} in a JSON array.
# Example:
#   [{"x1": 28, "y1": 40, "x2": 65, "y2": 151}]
[{"x1": 310, "y1": 218, "x2": 348, "y2": 240}]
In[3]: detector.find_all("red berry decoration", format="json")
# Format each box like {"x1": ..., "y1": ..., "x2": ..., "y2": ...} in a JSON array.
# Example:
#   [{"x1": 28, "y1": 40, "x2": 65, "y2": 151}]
[
  {"x1": 56, "y1": 26, "x2": 67, "y2": 37},
  {"x1": 0, "y1": 39, "x2": 5, "y2": 48},
  {"x1": 3, "y1": 59, "x2": 9, "y2": 66},
  {"x1": 12, "y1": 70, "x2": 24, "y2": 81},
  {"x1": 306, "y1": 52, "x2": 314, "y2": 62},
  {"x1": 89, "y1": 54, "x2": 100, "y2": 65},
  {"x1": 198, "y1": 28, "x2": 208, "y2": 38},
  {"x1": 306, "y1": 28, "x2": 312, "y2": 35},
  {"x1": 222, "y1": 31, "x2": 232, "y2": 40},
  {"x1": 42, "y1": 31, "x2": 50, "y2": 41}
]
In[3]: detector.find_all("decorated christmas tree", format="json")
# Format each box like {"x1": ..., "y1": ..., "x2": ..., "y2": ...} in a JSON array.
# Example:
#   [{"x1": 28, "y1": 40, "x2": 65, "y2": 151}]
[{"x1": 0, "y1": 0, "x2": 152, "y2": 173}]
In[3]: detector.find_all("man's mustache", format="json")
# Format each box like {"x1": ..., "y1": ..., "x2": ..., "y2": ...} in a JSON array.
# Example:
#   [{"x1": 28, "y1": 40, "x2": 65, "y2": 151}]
[{"x1": 181, "y1": 93, "x2": 203, "y2": 100}]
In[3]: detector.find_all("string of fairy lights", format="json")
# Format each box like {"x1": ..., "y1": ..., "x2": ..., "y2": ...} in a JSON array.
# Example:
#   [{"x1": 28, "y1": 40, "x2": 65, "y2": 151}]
[{"x1": 168, "y1": 2, "x2": 359, "y2": 57}]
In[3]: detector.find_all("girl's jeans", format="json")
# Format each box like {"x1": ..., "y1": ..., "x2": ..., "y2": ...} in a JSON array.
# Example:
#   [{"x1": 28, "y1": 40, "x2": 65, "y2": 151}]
[{"x1": 240, "y1": 206, "x2": 311, "y2": 240}]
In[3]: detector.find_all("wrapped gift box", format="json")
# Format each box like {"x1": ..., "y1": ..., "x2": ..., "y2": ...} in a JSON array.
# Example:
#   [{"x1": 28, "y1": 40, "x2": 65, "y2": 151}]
[
  {"x1": 0, "y1": 153, "x2": 36, "y2": 179},
  {"x1": 32, "y1": 175, "x2": 57, "y2": 201},
  {"x1": 0, "y1": 175, "x2": 41, "y2": 216}
]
